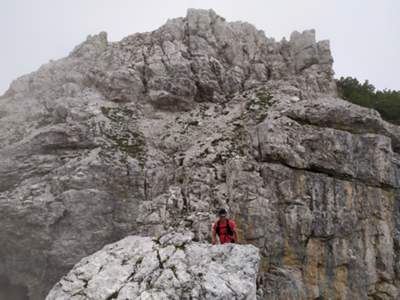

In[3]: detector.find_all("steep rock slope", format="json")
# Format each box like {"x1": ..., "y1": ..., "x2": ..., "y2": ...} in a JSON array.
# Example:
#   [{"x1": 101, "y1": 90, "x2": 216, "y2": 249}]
[{"x1": 0, "y1": 8, "x2": 399, "y2": 300}]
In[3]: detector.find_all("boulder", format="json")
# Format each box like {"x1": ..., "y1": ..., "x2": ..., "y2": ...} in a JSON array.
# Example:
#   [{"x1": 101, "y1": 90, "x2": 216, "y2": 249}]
[{"x1": 46, "y1": 232, "x2": 260, "y2": 300}]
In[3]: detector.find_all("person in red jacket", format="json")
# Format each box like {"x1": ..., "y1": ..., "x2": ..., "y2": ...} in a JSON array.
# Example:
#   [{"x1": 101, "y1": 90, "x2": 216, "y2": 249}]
[{"x1": 211, "y1": 208, "x2": 238, "y2": 245}]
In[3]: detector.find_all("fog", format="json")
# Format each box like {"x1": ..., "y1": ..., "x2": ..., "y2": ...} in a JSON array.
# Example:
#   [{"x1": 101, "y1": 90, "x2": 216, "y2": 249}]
[{"x1": 0, "y1": 276, "x2": 29, "y2": 300}]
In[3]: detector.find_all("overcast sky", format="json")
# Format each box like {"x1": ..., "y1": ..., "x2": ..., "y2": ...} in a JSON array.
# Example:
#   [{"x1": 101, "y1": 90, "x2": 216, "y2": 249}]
[{"x1": 1, "y1": 0, "x2": 399, "y2": 95}]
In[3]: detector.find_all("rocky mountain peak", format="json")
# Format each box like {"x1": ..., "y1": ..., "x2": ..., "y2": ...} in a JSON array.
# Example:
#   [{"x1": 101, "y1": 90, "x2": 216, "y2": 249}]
[
  {"x1": 5, "y1": 8, "x2": 335, "y2": 106},
  {"x1": 0, "y1": 9, "x2": 399, "y2": 300}
]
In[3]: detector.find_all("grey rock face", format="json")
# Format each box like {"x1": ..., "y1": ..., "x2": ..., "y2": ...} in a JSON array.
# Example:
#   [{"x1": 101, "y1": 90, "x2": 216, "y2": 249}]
[
  {"x1": 1, "y1": 8, "x2": 399, "y2": 300},
  {"x1": 45, "y1": 232, "x2": 260, "y2": 300}
]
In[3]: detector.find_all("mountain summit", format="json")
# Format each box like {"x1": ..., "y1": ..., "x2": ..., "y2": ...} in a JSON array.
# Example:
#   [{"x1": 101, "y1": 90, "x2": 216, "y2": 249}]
[{"x1": 0, "y1": 9, "x2": 399, "y2": 300}]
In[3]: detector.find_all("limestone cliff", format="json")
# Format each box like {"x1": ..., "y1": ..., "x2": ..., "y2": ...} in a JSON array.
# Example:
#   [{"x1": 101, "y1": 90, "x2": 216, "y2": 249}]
[{"x1": 0, "y1": 8, "x2": 399, "y2": 300}]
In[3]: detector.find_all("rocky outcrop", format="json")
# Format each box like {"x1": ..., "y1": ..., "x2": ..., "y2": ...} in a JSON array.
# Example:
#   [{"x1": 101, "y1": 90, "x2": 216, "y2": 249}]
[
  {"x1": 46, "y1": 232, "x2": 260, "y2": 300},
  {"x1": 0, "y1": 8, "x2": 399, "y2": 300}
]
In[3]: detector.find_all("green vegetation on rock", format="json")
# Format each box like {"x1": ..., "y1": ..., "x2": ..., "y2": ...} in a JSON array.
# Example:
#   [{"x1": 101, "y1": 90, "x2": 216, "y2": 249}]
[
  {"x1": 246, "y1": 87, "x2": 273, "y2": 123},
  {"x1": 337, "y1": 77, "x2": 400, "y2": 125},
  {"x1": 100, "y1": 106, "x2": 146, "y2": 165}
]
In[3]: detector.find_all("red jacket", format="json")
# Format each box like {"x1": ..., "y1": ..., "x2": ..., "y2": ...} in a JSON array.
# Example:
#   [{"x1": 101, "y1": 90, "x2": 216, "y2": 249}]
[{"x1": 213, "y1": 219, "x2": 236, "y2": 244}]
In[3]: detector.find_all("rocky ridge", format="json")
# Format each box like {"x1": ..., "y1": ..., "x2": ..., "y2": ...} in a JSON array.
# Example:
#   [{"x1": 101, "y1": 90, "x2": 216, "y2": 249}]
[{"x1": 0, "y1": 8, "x2": 399, "y2": 300}]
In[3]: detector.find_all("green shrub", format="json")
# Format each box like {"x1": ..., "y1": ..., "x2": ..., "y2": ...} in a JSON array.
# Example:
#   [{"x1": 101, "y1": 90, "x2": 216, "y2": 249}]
[{"x1": 337, "y1": 77, "x2": 400, "y2": 125}]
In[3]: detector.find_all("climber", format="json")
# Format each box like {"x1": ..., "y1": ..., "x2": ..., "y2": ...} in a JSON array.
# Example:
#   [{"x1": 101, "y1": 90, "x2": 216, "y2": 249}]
[{"x1": 211, "y1": 208, "x2": 238, "y2": 245}]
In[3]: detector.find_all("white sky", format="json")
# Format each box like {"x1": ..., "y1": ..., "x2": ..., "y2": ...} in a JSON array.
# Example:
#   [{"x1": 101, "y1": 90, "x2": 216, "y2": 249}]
[{"x1": 1, "y1": 0, "x2": 399, "y2": 95}]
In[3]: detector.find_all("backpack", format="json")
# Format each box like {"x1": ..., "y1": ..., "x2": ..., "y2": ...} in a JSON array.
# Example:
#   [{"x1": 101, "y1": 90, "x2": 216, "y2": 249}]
[{"x1": 215, "y1": 219, "x2": 234, "y2": 237}]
